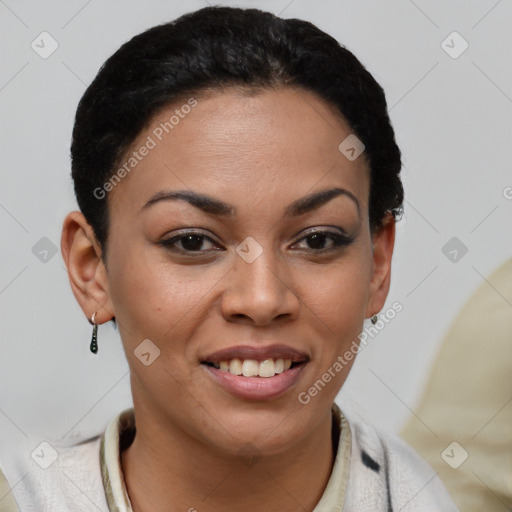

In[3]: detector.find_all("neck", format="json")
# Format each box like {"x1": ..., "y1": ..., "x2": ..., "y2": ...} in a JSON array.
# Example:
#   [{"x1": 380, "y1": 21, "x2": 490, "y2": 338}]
[{"x1": 121, "y1": 407, "x2": 337, "y2": 512}]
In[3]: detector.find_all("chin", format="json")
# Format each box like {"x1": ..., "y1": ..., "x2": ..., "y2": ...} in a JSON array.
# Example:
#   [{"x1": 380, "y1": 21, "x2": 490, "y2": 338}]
[{"x1": 202, "y1": 405, "x2": 316, "y2": 457}]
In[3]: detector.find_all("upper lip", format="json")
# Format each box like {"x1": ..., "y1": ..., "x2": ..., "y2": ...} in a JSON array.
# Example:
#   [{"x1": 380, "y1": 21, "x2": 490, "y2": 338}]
[{"x1": 202, "y1": 344, "x2": 309, "y2": 363}]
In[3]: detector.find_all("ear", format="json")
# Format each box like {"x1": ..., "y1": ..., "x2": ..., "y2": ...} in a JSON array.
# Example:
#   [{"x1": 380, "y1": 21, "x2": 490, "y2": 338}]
[
  {"x1": 365, "y1": 212, "x2": 396, "y2": 318},
  {"x1": 60, "y1": 211, "x2": 114, "y2": 324}
]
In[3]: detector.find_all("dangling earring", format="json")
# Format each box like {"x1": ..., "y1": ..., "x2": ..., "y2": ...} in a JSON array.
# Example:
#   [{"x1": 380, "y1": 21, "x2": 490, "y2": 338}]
[
  {"x1": 371, "y1": 314, "x2": 378, "y2": 325},
  {"x1": 89, "y1": 312, "x2": 98, "y2": 354}
]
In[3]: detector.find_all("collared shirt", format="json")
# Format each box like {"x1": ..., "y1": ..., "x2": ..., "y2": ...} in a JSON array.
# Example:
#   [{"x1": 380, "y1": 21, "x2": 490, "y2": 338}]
[{"x1": 99, "y1": 402, "x2": 352, "y2": 511}]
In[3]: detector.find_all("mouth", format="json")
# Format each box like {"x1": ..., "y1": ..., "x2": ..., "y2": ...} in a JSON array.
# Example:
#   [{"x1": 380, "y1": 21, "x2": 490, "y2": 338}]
[
  {"x1": 200, "y1": 344, "x2": 310, "y2": 400},
  {"x1": 201, "y1": 358, "x2": 306, "y2": 378}
]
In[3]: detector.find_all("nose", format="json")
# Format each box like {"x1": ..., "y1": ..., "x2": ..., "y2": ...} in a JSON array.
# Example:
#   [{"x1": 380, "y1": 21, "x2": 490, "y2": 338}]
[{"x1": 221, "y1": 246, "x2": 300, "y2": 326}]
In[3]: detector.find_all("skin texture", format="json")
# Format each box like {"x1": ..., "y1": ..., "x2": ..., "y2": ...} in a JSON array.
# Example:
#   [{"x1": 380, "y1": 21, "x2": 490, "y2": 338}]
[{"x1": 61, "y1": 86, "x2": 395, "y2": 511}]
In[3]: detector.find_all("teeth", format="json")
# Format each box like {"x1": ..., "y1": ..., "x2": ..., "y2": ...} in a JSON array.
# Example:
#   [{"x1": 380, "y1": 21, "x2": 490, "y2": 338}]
[
  {"x1": 229, "y1": 358, "x2": 242, "y2": 375},
  {"x1": 259, "y1": 359, "x2": 275, "y2": 377},
  {"x1": 242, "y1": 359, "x2": 259, "y2": 377},
  {"x1": 212, "y1": 357, "x2": 298, "y2": 377}
]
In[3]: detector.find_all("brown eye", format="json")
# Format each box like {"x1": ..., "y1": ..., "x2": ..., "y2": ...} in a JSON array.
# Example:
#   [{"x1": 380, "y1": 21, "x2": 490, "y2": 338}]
[
  {"x1": 293, "y1": 230, "x2": 352, "y2": 252},
  {"x1": 159, "y1": 231, "x2": 220, "y2": 254}
]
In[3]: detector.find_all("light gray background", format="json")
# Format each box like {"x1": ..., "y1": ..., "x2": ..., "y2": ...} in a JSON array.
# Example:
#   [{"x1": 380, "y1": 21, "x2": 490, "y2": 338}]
[{"x1": 1, "y1": 0, "x2": 510, "y2": 454}]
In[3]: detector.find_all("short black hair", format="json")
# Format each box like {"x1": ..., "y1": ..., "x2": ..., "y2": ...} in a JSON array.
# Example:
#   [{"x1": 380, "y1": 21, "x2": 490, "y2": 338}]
[{"x1": 71, "y1": 5, "x2": 403, "y2": 263}]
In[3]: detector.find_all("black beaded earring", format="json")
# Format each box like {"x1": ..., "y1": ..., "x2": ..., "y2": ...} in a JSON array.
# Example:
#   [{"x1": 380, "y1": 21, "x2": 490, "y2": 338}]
[
  {"x1": 371, "y1": 314, "x2": 378, "y2": 325},
  {"x1": 89, "y1": 312, "x2": 98, "y2": 354}
]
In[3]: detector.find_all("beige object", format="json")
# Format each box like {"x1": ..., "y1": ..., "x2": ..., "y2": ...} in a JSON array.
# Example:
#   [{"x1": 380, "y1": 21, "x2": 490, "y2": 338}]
[
  {"x1": 401, "y1": 258, "x2": 512, "y2": 511},
  {"x1": 0, "y1": 467, "x2": 18, "y2": 511}
]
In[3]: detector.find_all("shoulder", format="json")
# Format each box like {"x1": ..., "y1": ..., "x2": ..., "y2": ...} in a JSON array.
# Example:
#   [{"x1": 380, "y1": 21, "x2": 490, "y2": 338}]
[
  {"x1": 341, "y1": 409, "x2": 460, "y2": 511},
  {"x1": 1, "y1": 430, "x2": 109, "y2": 511}
]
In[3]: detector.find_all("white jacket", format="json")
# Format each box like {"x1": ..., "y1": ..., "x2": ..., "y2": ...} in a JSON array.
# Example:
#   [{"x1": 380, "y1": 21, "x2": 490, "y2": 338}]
[{"x1": 0, "y1": 403, "x2": 459, "y2": 511}]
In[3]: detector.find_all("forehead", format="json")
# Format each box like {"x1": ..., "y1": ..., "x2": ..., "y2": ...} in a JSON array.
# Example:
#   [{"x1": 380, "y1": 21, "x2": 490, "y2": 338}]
[{"x1": 108, "y1": 86, "x2": 370, "y2": 219}]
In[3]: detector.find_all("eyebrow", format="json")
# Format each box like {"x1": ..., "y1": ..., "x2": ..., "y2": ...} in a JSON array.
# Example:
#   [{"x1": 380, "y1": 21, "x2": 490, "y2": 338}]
[{"x1": 140, "y1": 186, "x2": 360, "y2": 218}]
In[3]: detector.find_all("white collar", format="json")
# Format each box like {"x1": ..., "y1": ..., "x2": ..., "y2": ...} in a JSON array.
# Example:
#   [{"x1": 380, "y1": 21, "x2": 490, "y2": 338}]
[{"x1": 99, "y1": 403, "x2": 352, "y2": 511}]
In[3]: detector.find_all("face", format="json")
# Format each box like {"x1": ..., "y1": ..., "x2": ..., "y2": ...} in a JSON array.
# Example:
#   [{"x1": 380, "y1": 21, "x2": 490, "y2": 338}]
[{"x1": 65, "y1": 86, "x2": 394, "y2": 457}]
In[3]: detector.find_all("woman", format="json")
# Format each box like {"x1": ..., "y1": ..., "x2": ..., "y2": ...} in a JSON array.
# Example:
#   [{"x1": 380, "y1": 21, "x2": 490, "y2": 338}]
[{"x1": 2, "y1": 6, "x2": 459, "y2": 511}]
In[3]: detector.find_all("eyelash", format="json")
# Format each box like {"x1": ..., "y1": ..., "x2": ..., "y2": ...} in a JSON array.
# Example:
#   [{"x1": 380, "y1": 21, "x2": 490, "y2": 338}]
[{"x1": 158, "y1": 229, "x2": 352, "y2": 255}]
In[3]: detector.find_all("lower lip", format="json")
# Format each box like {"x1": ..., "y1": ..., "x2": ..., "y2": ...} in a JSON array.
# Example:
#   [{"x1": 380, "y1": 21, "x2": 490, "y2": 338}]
[{"x1": 202, "y1": 363, "x2": 307, "y2": 401}]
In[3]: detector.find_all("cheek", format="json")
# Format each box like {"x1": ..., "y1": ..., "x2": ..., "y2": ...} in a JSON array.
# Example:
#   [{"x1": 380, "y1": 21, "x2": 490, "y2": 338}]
[
  {"x1": 307, "y1": 254, "x2": 371, "y2": 321},
  {"x1": 107, "y1": 259, "x2": 205, "y2": 404},
  {"x1": 107, "y1": 247, "x2": 225, "y2": 352},
  {"x1": 295, "y1": 262, "x2": 370, "y2": 406},
  {"x1": 300, "y1": 252, "x2": 372, "y2": 363}
]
